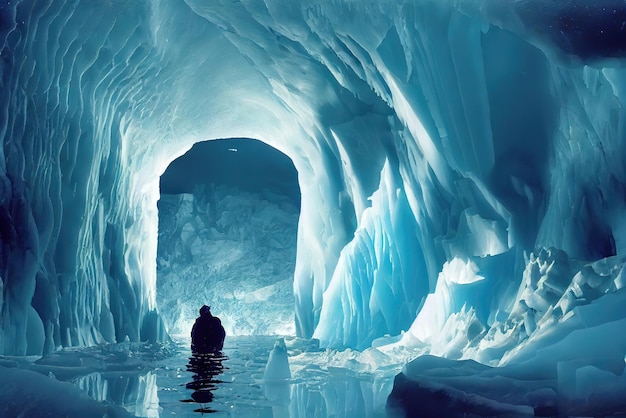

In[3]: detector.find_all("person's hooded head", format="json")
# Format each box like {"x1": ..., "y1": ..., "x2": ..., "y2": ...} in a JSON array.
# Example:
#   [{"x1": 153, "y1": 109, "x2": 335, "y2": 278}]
[{"x1": 199, "y1": 305, "x2": 211, "y2": 316}]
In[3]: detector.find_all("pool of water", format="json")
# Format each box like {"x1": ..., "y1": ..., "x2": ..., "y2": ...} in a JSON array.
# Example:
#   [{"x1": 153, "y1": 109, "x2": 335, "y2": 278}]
[{"x1": 70, "y1": 336, "x2": 398, "y2": 417}]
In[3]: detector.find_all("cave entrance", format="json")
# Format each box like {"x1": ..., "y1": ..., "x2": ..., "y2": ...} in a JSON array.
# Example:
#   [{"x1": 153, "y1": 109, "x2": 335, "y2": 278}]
[{"x1": 156, "y1": 138, "x2": 300, "y2": 339}]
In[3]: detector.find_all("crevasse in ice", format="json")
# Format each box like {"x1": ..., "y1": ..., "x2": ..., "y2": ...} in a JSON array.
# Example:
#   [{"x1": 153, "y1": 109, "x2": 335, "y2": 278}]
[{"x1": 1, "y1": 0, "x2": 626, "y2": 411}]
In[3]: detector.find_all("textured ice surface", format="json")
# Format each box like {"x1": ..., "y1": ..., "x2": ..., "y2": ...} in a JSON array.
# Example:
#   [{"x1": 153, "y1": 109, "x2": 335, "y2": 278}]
[
  {"x1": 383, "y1": 250, "x2": 626, "y2": 416},
  {"x1": 156, "y1": 184, "x2": 298, "y2": 337},
  {"x1": 1, "y1": 0, "x2": 625, "y2": 354},
  {"x1": 1, "y1": 0, "x2": 626, "y2": 415}
]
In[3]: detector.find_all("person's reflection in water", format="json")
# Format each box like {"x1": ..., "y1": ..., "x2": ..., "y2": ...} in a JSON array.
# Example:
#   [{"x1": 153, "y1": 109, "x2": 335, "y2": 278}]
[
  {"x1": 181, "y1": 305, "x2": 228, "y2": 414},
  {"x1": 182, "y1": 351, "x2": 228, "y2": 414}
]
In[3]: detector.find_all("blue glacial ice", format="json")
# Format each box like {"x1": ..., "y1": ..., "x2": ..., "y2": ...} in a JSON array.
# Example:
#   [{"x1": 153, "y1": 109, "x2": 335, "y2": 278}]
[{"x1": 1, "y1": 0, "x2": 626, "y2": 416}]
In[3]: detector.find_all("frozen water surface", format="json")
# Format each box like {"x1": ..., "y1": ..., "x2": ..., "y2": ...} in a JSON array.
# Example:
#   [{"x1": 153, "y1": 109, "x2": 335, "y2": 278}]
[{"x1": 1, "y1": 336, "x2": 400, "y2": 418}]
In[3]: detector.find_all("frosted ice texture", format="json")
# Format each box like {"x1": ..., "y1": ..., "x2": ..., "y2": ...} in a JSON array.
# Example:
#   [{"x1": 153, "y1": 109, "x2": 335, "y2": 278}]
[
  {"x1": 0, "y1": 3, "x2": 625, "y2": 407},
  {"x1": 156, "y1": 185, "x2": 298, "y2": 337}
]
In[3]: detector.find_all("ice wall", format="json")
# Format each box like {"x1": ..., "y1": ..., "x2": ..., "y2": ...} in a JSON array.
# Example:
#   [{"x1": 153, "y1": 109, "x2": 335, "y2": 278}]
[
  {"x1": 0, "y1": 0, "x2": 164, "y2": 354},
  {"x1": 1, "y1": 0, "x2": 625, "y2": 358},
  {"x1": 157, "y1": 186, "x2": 298, "y2": 337}
]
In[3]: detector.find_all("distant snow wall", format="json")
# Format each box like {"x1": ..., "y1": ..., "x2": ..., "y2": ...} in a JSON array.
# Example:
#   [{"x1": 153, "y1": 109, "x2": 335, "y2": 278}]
[{"x1": 1, "y1": 0, "x2": 625, "y2": 355}]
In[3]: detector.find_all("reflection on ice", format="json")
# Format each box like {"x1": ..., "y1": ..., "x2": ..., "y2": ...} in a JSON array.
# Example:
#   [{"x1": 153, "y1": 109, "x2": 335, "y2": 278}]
[
  {"x1": 76, "y1": 371, "x2": 160, "y2": 417},
  {"x1": 182, "y1": 352, "x2": 227, "y2": 414},
  {"x1": 0, "y1": 336, "x2": 398, "y2": 417}
]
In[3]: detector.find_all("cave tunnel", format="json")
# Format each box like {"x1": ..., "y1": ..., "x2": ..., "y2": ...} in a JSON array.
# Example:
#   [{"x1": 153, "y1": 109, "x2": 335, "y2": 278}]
[
  {"x1": 156, "y1": 138, "x2": 301, "y2": 338},
  {"x1": 2, "y1": 0, "x2": 626, "y2": 416}
]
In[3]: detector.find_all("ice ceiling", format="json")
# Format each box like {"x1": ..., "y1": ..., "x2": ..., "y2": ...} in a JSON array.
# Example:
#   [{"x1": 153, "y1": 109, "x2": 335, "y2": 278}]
[{"x1": 0, "y1": 0, "x2": 625, "y2": 377}]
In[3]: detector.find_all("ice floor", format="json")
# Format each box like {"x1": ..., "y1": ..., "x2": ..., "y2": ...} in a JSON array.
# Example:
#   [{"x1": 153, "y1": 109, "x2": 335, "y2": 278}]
[{"x1": 5, "y1": 336, "x2": 400, "y2": 418}]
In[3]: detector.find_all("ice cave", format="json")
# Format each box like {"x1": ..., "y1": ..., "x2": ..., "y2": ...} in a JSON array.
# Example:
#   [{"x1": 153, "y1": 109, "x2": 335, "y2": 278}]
[{"x1": 1, "y1": 0, "x2": 626, "y2": 417}]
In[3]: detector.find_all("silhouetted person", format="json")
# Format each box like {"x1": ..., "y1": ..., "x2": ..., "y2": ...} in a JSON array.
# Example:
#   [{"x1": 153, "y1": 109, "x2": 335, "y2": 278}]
[{"x1": 191, "y1": 305, "x2": 226, "y2": 353}]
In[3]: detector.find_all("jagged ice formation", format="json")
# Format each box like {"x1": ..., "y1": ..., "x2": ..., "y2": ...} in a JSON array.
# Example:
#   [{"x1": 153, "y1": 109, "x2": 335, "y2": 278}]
[{"x1": 1, "y1": 3, "x2": 626, "y2": 406}]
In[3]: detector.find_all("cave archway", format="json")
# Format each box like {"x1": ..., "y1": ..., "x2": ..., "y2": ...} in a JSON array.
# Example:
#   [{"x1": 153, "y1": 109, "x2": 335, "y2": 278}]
[{"x1": 156, "y1": 138, "x2": 301, "y2": 338}]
